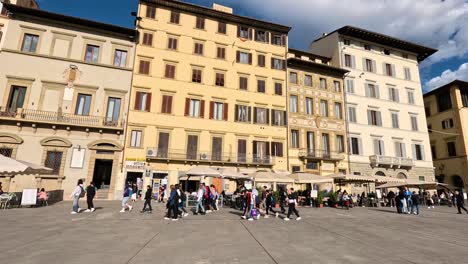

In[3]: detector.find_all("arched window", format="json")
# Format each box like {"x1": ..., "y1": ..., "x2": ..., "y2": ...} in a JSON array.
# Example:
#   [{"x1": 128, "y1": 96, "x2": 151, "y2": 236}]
[
  {"x1": 375, "y1": 171, "x2": 386, "y2": 177},
  {"x1": 397, "y1": 172, "x2": 407, "y2": 179}
]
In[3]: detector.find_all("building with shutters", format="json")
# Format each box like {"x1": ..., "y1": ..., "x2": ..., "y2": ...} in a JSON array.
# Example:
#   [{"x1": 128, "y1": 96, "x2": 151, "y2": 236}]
[
  {"x1": 125, "y1": 0, "x2": 290, "y2": 192},
  {"x1": 286, "y1": 49, "x2": 349, "y2": 178},
  {"x1": 424, "y1": 80, "x2": 468, "y2": 191},
  {"x1": 310, "y1": 26, "x2": 437, "y2": 191},
  {"x1": 0, "y1": 3, "x2": 136, "y2": 200}
]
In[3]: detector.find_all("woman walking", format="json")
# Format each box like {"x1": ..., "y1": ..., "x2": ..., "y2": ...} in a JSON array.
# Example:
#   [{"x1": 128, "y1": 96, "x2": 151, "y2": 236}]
[
  {"x1": 70, "y1": 179, "x2": 85, "y2": 214},
  {"x1": 284, "y1": 188, "x2": 301, "y2": 221},
  {"x1": 85, "y1": 181, "x2": 96, "y2": 212},
  {"x1": 120, "y1": 184, "x2": 133, "y2": 213}
]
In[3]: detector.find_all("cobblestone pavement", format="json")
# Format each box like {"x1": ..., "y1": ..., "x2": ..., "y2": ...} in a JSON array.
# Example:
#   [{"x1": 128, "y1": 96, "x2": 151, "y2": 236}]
[{"x1": 1, "y1": 201, "x2": 467, "y2": 264}]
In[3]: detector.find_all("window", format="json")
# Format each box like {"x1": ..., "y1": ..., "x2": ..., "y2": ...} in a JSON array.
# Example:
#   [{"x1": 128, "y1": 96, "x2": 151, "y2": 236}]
[
  {"x1": 306, "y1": 132, "x2": 314, "y2": 153},
  {"x1": 437, "y1": 91, "x2": 452, "y2": 112},
  {"x1": 305, "y1": 97, "x2": 313, "y2": 115},
  {"x1": 343, "y1": 39, "x2": 350, "y2": 45},
  {"x1": 391, "y1": 112, "x2": 399, "y2": 128},
  {"x1": 431, "y1": 145, "x2": 437, "y2": 159},
  {"x1": 337, "y1": 135, "x2": 345, "y2": 153},
  {"x1": 257, "y1": 54, "x2": 265, "y2": 67},
  {"x1": 146, "y1": 6, "x2": 156, "y2": 19},
  {"x1": 211, "y1": 137, "x2": 223, "y2": 161},
  {"x1": 210, "y1": 102, "x2": 225, "y2": 120},
  {"x1": 272, "y1": 110, "x2": 286, "y2": 126},
  {"x1": 290, "y1": 72, "x2": 297, "y2": 84},
  {"x1": 404, "y1": 67, "x2": 411, "y2": 80},
  {"x1": 165, "y1": 64, "x2": 176, "y2": 79},
  {"x1": 461, "y1": 89, "x2": 468, "y2": 107},
  {"x1": 138, "y1": 60, "x2": 150, "y2": 75},
  {"x1": 238, "y1": 26, "x2": 250, "y2": 39},
  {"x1": 161, "y1": 95, "x2": 173, "y2": 114},
  {"x1": 235, "y1": 105, "x2": 250, "y2": 123},
  {"x1": 239, "y1": 76, "x2": 248, "y2": 90},
  {"x1": 142, "y1": 33, "x2": 153, "y2": 46},
  {"x1": 348, "y1": 106, "x2": 357, "y2": 123},
  {"x1": 0, "y1": 148, "x2": 13, "y2": 157},
  {"x1": 447, "y1": 142, "x2": 456, "y2": 156},
  {"x1": 271, "y1": 142, "x2": 283, "y2": 157},
  {"x1": 385, "y1": 63, "x2": 395, "y2": 77},
  {"x1": 304, "y1": 75, "x2": 312, "y2": 86},
  {"x1": 194, "y1": 42, "x2": 204, "y2": 55},
  {"x1": 274, "y1": 83, "x2": 282, "y2": 95},
  {"x1": 320, "y1": 100, "x2": 328, "y2": 117},
  {"x1": 364, "y1": 44, "x2": 371, "y2": 51},
  {"x1": 192, "y1": 68, "x2": 202, "y2": 83},
  {"x1": 216, "y1": 46, "x2": 226, "y2": 59},
  {"x1": 168, "y1": 37, "x2": 178, "y2": 50},
  {"x1": 272, "y1": 34, "x2": 285, "y2": 46},
  {"x1": 388, "y1": 87, "x2": 399, "y2": 102},
  {"x1": 394, "y1": 142, "x2": 406, "y2": 157},
  {"x1": 195, "y1": 17, "x2": 205, "y2": 29},
  {"x1": 21, "y1": 33, "x2": 39, "y2": 52},
  {"x1": 157, "y1": 132, "x2": 169, "y2": 158},
  {"x1": 75, "y1": 93, "x2": 92, "y2": 115},
  {"x1": 170, "y1": 11, "x2": 180, "y2": 24},
  {"x1": 237, "y1": 51, "x2": 251, "y2": 64},
  {"x1": 6, "y1": 85, "x2": 27, "y2": 112},
  {"x1": 306, "y1": 162, "x2": 318, "y2": 170},
  {"x1": 292, "y1": 166, "x2": 301, "y2": 173},
  {"x1": 113, "y1": 49, "x2": 127, "y2": 67},
  {"x1": 364, "y1": 59, "x2": 375, "y2": 72},
  {"x1": 441, "y1": 118, "x2": 454, "y2": 129},
  {"x1": 237, "y1": 139, "x2": 247, "y2": 162},
  {"x1": 334, "y1": 81, "x2": 341, "y2": 92},
  {"x1": 254, "y1": 107, "x2": 268, "y2": 124},
  {"x1": 186, "y1": 135, "x2": 198, "y2": 160},
  {"x1": 271, "y1": 58, "x2": 285, "y2": 70},
  {"x1": 320, "y1": 78, "x2": 327, "y2": 89},
  {"x1": 344, "y1": 54, "x2": 354, "y2": 68},
  {"x1": 413, "y1": 144, "x2": 424, "y2": 160},
  {"x1": 384, "y1": 49, "x2": 390, "y2": 55},
  {"x1": 218, "y1": 22, "x2": 227, "y2": 34},
  {"x1": 84, "y1": 44, "x2": 99, "y2": 63},
  {"x1": 130, "y1": 130, "x2": 142, "y2": 148},
  {"x1": 410, "y1": 115, "x2": 418, "y2": 131},
  {"x1": 346, "y1": 79, "x2": 355, "y2": 93},
  {"x1": 322, "y1": 133, "x2": 330, "y2": 155},
  {"x1": 187, "y1": 98, "x2": 202, "y2": 117},
  {"x1": 350, "y1": 137, "x2": 361, "y2": 155},
  {"x1": 407, "y1": 90, "x2": 415, "y2": 104},
  {"x1": 257, "y1": 80, "x2": 266, "y2": 93},
  {"x1": 365, "y1": 83, "x2": 379, "y2": 98},
  {"x1": 44, "y1": 151, "x2": 63, "y2": 175},
  {"x1": 367, "y1": 109, "x2": 382, "y2": 126},
  {"x1": 215, "y1": 72, "x2": 225, "y2": 86},
  {"x1": 134, "y1": 91, "x2": 151, "y2": 111},
  {"x1": 105, "y1": 97, "x2": 121, "y2": 123},
  {"x1": 334, "y1": 102, "x2": 342, "y2": 119},
  {"x1": 291, "y1": 130, "x2": 299, "y2": 148},
  {"x1": 290, "y1": 95, "x2": 298, "y2": 113},
  {"x1": 373, "y1": 139, "x2": 385, "y2": 155},
  {"x1": 255, "y1": 30, "x2": 268, "y2": 42}
]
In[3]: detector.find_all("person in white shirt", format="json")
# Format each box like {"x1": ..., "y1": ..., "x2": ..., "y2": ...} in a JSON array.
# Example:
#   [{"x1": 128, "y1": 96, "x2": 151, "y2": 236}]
[
  {"x1": 69, "y1": 179, "x2": 84, "y2": 214},
  {"x1": 195, "y1": 184, "x2": 205, "y2": 215}
]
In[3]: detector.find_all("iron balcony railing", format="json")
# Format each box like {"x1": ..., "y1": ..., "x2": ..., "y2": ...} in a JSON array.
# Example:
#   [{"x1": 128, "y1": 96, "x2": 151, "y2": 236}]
[
  {"x1": 0, "y1": 107, "x2": 122, "y2": 129},
  {"x1": 298, "y1": 149, "x2": 345, "y2": 160},
  {"x1": 369, "y1": 155, "x2": 414, "y2": 168},
  {"x1": 146, "y1": 148, "x2": 275, "y2": 165}
]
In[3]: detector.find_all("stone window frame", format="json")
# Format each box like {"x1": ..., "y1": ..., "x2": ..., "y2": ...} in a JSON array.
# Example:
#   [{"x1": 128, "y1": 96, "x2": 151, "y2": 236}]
[
  {"x1": 49, "y1": 30, "x2": 76, "y2": 59},
  {"x1": 2, "y1": 75, "x2": 35, "y2": 110},
  {"x1": 111, "y1": 41, "x2": 133, "y2": 68},
  {"x1": 70, "y1": 84, "x2": 98, "y2": 117},
  {"x1": 18, "y1": 24, "x2": 46, "y2": 53},
  {"x1": 81, "y1": 36, "x2": 106, "y2": 64},
  {"x1": 103, "y1": 88, "x2": 128, "y2": 126},
  {"x1": 38, "y1": 80, "x2": 67, "y2": 112},
  {"x1": 40, "y1": 136, "x2": 72, "y2": 177},
  {"x1": 0, "y1": 132, "x2": 24, "y2": 159}
]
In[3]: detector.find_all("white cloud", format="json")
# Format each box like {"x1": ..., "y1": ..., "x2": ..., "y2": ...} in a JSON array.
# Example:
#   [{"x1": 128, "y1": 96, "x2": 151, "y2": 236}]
[
  {"x1": 424, "y1": 62, "x2": 468, "y2": 91},
  {"x1": 234, "y1": 0, "x2": 468, "y2": 65}
]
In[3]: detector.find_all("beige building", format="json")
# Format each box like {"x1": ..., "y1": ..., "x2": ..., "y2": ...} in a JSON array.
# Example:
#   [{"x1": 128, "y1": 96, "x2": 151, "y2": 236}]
[
  {"x1": 0, "y1": 3, "x2": 136, "y2": 200},
  {"x1": 310, "y1": 26, "x2": 437, "y2": 191},
  {"x1": 286, "y1": 49, "x2": 349, "y2": 179},
  {"x1": 125, "y1": 0, "x2": 290, "y2": 192},
  {"x1": 424, "y1": 80, "x2": 468, "y2": 190}
]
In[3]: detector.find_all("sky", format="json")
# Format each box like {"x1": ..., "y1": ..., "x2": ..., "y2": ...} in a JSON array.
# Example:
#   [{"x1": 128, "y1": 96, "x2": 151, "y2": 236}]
[{"x1": 36, "y1": 0, "x2": 468, "y2": 92}]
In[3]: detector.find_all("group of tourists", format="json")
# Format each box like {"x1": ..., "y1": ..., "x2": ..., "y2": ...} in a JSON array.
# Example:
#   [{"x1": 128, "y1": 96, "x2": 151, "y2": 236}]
[{"x1": 69, "y1": 179, "x2": 97, "y2": 214}]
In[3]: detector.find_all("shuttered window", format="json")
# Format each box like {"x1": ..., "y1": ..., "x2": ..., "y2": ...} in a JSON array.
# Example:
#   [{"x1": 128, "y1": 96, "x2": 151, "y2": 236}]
[
  {"x1": 274, "y1": 83, "x2": 282, "y2": 95},
  {"x1": 138, "y1": 60, "x2": 150, "y2": 75},
  {"x1": 186, "y1": 135, "x2": 198, "y2": 160},
  {"x1": 211, "y1": 137, "x2": 222, "y2": 161},
  {"x1": 216, "y1": 47, "x2": 226, "y2": 59},
  {"x1": 168, "y1": 38, "x2": 178, "y2": 50},
  {"x1": 271, "y1": 142, "x2": 283, "y2": 157},
  {"x1": 170, "y1": 11, "x2": 180, "y2": 24},
  {"x1": 157, "y1": 132, "x2": 169, "y2": 158},
  {"x1": 210, "y1": 101, "x2": 228, "y2": 121},
  {"x1": 367, "y1": 110, "x2": 382, "y2": 126},
  {"x1": 257, "y1": 54, "x2": 265, "y2": 67},
  {"x1": 237, "y1": 51, "x2": 252, "y2": 64},
  {"x1": 235, "y1": 105, "x2": 251, "y2": 123},
  {"x1": 161, "y1": 95, "x2": 173, "y2": 114},
  {"x1": 257, "y1": 80, "x2": 266, "y2": 93},
  {"x1": 194, "y1": 43, "x2": 204, "y2": 55},
  {"x1": 142, "y1": 33, "x2": 153, "y2": 46},
  {"x1": 146, "y1": 6, "x2": 156, "y2": 19},
  {"x1": 195, "y1": 16, "x2": 205, "y2": 29},
  {"x1": 164, "y1": 64, "x2": 176, "y2": 79},
  {"x1": 218, "y1": 22, "x2": 227, "y2": 34},
  {"x1": 215, "y1": 73, "x2": 225, "y2": 86},
  {"x1": 134, "y1": 91, "x2": 151, "y2": 112},
  {"x1": 192, "y1": 69, "x2": 202, "y2": 83},
  {"x1": 237, "y1": 139, "x2": 247, "y2": 162},
  {"x1": 239, "y1": 76, "x2": 248, "y2": 90}
]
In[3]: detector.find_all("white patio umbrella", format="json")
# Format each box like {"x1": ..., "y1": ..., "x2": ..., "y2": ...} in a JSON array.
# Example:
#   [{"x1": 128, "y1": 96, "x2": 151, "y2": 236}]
[
  {"x1": 184, "y1": 166, "x2": 221, "y2": 177},
  {"x1": 288, "y1": 172, "x2": 334, "y2": 184},
  {"x1": 250, "y1": 170, "x2": 294, "y2": 183},
  {"x1": 0, "y1": 154, "x2": 53, "y2": 176},
  {"x1": 218, "y1": 168, "x2": 251, "y2": 180}
]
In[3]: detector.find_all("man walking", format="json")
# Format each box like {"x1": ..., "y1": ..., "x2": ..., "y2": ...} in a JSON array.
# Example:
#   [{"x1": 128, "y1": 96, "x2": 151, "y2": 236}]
[
  {"x1": 455, "y1": 190, "x2": 468, "y2": 214},
  {"x1": 141, "y1": 185, "x2": 153, "y2": 213},
  {"x1": 284, "y1": 188, "x2": 301, "y2": 221},
  {"x1": 410, "y1": 191, "x2": 420, "y2": 215},
  {"x1": 195, "y1": 184, "x2": 205, "y2": 215},
  {"x1": 85, "y1": 181, "x2": 96, "y2": 212},
  {"x1": 164, "y1": 185, "x2": 179, "y2": 221}
]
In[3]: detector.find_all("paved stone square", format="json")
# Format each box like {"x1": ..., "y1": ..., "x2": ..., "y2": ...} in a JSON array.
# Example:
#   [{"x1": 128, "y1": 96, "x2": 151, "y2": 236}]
[{"x1": 1, "y1": 201, "x2": 467, "y2": 264}]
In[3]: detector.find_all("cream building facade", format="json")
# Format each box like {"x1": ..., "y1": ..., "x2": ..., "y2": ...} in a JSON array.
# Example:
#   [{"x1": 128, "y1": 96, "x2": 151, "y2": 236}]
[
  {"x1": 424, "y1": 80, "x2": 468, "y2": 191},
  {"x1": 0, "y1": 3, "x2": 136, "y2": 200},
  {"x1": 310, "y1": 26, "x2": 437, "y2": 187},
  {"x1": 125, "y1": 0, "x2": 290, "y2": 192},
  {"x1": 286, "y1": 49, "x2": 349, "y2": 179}
]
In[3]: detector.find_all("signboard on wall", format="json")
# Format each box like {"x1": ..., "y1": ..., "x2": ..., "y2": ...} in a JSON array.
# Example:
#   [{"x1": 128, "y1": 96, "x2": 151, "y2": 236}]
[
  {"x1": 125, "y1": 161, "x2": 146, "y2": 171},
  {"x1": 311, "y1": 190, "x2": 318, "y2": 198},
  {"x1": 70, "y1": 148, "x2": 86, "y2": 168}
]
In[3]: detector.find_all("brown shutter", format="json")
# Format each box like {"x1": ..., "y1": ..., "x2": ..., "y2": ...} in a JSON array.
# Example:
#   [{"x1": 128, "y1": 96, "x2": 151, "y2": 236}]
[
  {"x1": 200, "y1": 100, "x2": 205, "y2": 118},
  {"x1": 236, "y1": 51, "x2": 240, "y2": 62},
  {"x1": 271, "y1": 110, "x2": 275, "y2": 125},
  {"x1": 237, "y1": 25, "x2": 241, "y2": 37},
  {"x1": 222, "y1": 48, "x2": 225, "y2": 59},
  {"x1": 248, "y1": 28, "x2": 253, "y2": 40},
  {"x1": 278, "y1": 143, "x2": 283, "y2": 157},
  {"x1": 209, "y1": 101, "x2": 214, "y2": 119},
  {"x1": 271, "y1": 58, "x2": 274, "y2": 68},
  {"x1": 184, "y1": 98, "x2": 190, "y2": 116},
  {"x1": 283, "y1": 111, "x2": 287, "y2": 125},
  {"x1": 223, "y1": 102, "x2": 228, "y2": 121},
  {"x1": 167, "y1": 95, "x2": 173, "y2": 114},
  {"x1": 134, "y1": 92, "x2": 141, "y2": 110},
  {"x1": 148, "y1": 34, "x2": 153, "y2": 46},
  {"x1": 142, "y1": 33, "x2": 147, "y2": 45},
  {"x1": 161, "y1": 95, "x2": 167, "y2": 113},
  {"x1": 234, "y1": 105, "x2": 239, "y2": 121},
  {"x1": 164, "y1": 65, "x2": 169, "y2": 78},
  {"x1": 266, "y1": 32, "x2": 270, "y2": 43},
  {"x1": 282, "y1": 59, "x2": 286, "y2": 70},
  {"x1": 266, "y1": 141, "x2": 270, "y2": 156},
  {"x1": 253, "y1": 141, "x2": 257, "y2": 156},
  {"x1": 248, "y1": 106, "x2": 252, "y2": 122},
  {"x1": 266, "y1": 109, "x2": 270, "y2": 125},
  {"x1": 253, "y1": 107, "x2": 257, "y2": 123},
  {"x1": 248, "y1": 53, "x2": 252, "y2": 65},
  {"x1": 145, "y1": 93, "x2": 152, "y2": 112},
  {"x1": 281, "y1": 35, "x2": 286, "y2": 46}
]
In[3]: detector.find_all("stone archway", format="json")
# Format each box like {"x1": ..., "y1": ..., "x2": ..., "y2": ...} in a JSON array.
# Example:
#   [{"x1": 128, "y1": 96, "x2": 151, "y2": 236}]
[{"x1": 397, "y1": 172, "x2": 407, "y2": 179}]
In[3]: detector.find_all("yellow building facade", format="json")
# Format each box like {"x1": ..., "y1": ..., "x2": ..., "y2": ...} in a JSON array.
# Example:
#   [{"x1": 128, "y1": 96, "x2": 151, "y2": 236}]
[
  {"x1": 424, "y1": 80, "x2": 468, "y2": 190},
  {"x1": 124, "y1": 0, "x2": 290, "y2": 192}
]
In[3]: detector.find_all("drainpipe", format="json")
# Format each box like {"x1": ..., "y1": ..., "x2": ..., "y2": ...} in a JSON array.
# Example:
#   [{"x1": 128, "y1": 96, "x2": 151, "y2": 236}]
[{"x1": 285, "y1": 35, "x2": 290, "y2": 172}]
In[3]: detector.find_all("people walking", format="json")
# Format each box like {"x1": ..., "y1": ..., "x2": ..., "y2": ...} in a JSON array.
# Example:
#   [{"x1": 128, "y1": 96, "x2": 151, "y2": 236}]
[
  {"x1": 278, "y1": 187, "x2": 287, "y2": 214},
  {"x1": 195, "y1": 184, "x2": 205, "y2": 215},
  {"x1": 455, "y1": 190, "x2": 468, "y2": 214},
  {"x1": 70, "y1": 179, "x2": 85, "y2": 214},
  {"x1": 120, "y1": 184, "x2": 133, "y2": 213},
  {"x1": 141, "y1": 185, "x2": 153, "y2": 213},
  {"x1": 411, "y1": 191, "x2": 420, "y2": 215},
  {"x1": 387, "y1": 190, "x2": 396, "y2": 207},
  {"x1": 85, "y1": 181, "x2": 96, "y2": 212},
  {"x1": 178, "y1": 185, "x2": 189, "y2": 217},
  {"x1": 342, "y1": 191, "x2": 351, "y2": 210},
  {"x1": 210, "y1": 185, "x2": 219, "y2": 211},
  {"x1": 284, "y1": 188, "x2": 301, "y2": 221},
  {"x1": 264, "y1": 189, "x2": 276, "y2": 218},
  {"x1": 241, "y1": 189, "x2": 254, "y2": 221},
  {"x1": 164, "y1": 185, "x2": 179, "y2": 221}
]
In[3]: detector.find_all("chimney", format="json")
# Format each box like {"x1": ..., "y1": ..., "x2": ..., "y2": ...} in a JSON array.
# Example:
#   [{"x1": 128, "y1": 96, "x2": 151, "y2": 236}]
[{"x1": 212, "y1": 3, "x2": 233, "y2": 14}]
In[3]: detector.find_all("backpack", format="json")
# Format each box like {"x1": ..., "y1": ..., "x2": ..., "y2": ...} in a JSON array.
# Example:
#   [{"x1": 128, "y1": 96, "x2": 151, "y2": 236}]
[
  {"x1": 79, "y1": 186, "x2": 86, "y2": 198},
  {"x1": 251, "y1": 208, "x2": 258, "y2": 218}
]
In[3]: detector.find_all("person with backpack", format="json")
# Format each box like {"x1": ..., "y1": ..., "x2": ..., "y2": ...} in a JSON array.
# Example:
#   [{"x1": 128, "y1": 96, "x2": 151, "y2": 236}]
[
  {"x1": 410, "y1": 191, "x2": 420, "y2": 215},
  {"x1": 178, "y1": 185, "x2": 189, "y2": 217},
  {"x1": 210, "y1": 185, "x2": 219, "y2": 211},
  {"x1": 203, "y1": 183, "x2": 213, "y2": 212},
  {"x1": 278, "y1": 187, "x2": 287, "y2": 215},
  {"x1": 195, "y1": 184, "x2": 205, "y2": 215},
  {"x1": 120, "y1": 183, "x2": 133, "y2": 213},
  {"x1": 264, "y1": 189, "x2": 276, "y2": 218},
  {"x1": 241, "y1": 189, "x2": 255, "y2": 221},
  {"x1": 70, "y1": 179, "x2": 85, "y2": 214},
  {"x1": 141, "y1": 185, "x2": 153, "y2": 213},
  {"x1": 164, "y1": 185, "x2": 179, "y2": 221},
  {"x1": 85, "y1": 181, "x2": 96, "y2": 212},
  {"x1": 284, "y1": 188, "x2": 301, "y2": 221}
]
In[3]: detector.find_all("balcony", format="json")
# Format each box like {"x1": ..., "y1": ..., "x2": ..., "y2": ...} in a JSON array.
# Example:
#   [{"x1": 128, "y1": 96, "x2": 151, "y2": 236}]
[
  {"x1": 0, "y1": 107, "x2": 123, "y2": 131},
  {"x1": 146, "y1": 148, "x2": 275, "y2": 166},
  {"x1": 369, "y1": 155, "x2": 414, "y2": 169},
  {"x1": 298, "y1": 149, "x2": 345, "y2": 161}
]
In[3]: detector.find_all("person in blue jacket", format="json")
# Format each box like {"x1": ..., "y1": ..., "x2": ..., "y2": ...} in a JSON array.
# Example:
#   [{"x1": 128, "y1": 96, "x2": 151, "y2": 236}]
[{"x1": 164, "y1": 185, "x2": 179, "y2": 221}]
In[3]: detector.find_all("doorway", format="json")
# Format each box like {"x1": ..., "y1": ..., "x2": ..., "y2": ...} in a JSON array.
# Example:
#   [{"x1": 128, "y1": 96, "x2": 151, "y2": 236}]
[
  {"x1": 126, "y1": 172, "x2": 143, "y2": 185},
  {"x1": 92, "y1": 159, "x2": 113, "y2": 189}
]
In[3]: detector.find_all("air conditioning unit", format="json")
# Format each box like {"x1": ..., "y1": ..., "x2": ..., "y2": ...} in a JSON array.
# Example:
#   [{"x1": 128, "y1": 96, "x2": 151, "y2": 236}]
[
  {"x1": 200, "y1": 153, "x2": 209, "y2": 160},
  {"x1": 146, "y1": 148, "x2": 157, "y2": 158}
]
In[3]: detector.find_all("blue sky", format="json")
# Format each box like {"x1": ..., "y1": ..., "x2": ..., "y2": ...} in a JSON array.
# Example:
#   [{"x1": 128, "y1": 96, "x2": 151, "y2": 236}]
[{"x1": 37, "y1": 0, "x2": 468, "y2": 91}]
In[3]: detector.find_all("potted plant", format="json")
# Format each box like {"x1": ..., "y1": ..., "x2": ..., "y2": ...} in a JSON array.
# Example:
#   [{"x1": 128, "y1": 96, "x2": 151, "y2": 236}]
[
  {"x1": 273, "y1": 190, "x2": 280, "y2": 208},
  {"x1": 328, "y1": 191, "x2": 338, "y2": 208},
  {"x1": 317, "y1": 191, "x2": 324, "y2": 208}
]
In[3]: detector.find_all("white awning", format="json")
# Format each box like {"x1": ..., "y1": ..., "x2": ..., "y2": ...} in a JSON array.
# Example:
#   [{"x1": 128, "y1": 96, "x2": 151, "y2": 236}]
[
  {"x1": 0, "y1": 154, "x2": 53, "y2": 176},
  {"x1": 250, "y1": 170, "x2": 294, "y2": 183},
  {"x1": 288, "y1": 172, "x2": 334, "y2": 184},
  {"x1": 184, "y1": 166, "x2": 221, "y2": 177},
  {"x1": 329, "y1": 173, "x2": 376, "y2": 183}
]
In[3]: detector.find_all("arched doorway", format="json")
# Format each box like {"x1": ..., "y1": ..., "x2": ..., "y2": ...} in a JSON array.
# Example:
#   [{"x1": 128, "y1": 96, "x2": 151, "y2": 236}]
[
  {"x1": 397, "y1": 172, "x2": 407, "y2": 179},
  {"x1": 87, "y1": 140, "x2": 122, "y2": 195},
  {"x1": 451, "y1": 175, "x2": 464, "y2": 189}
]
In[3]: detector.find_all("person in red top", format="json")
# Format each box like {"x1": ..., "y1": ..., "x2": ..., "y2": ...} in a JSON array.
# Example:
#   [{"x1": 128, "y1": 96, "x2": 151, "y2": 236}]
[{"x1": 241, "y1": 189, "x2": 253, "y2": 220}]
